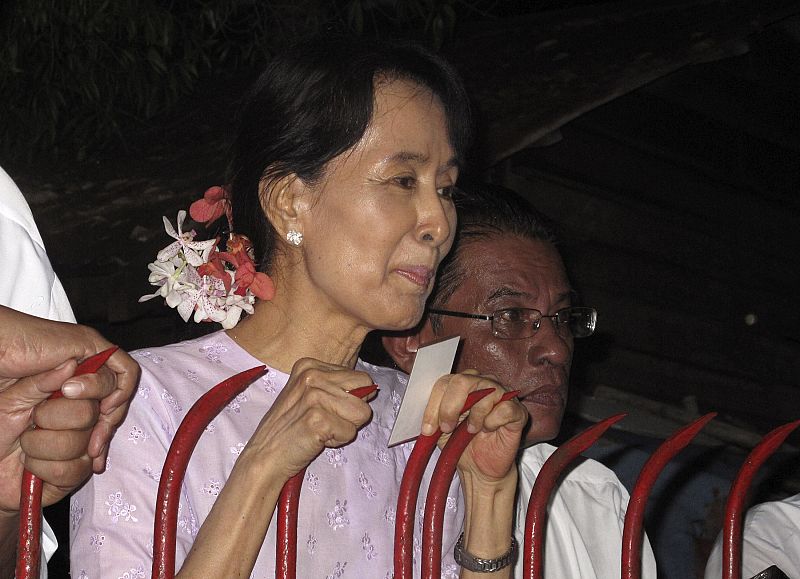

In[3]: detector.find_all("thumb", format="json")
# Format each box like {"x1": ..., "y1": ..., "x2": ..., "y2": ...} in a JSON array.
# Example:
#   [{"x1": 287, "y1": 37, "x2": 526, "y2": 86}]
[{"x1": 3, "y1": 359, "x2": 78, "y2": 410}]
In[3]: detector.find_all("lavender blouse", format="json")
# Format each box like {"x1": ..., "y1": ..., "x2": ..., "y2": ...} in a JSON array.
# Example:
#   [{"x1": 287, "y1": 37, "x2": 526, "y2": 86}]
[{"x1": 70, "y1": 331, "x2": 463, "y2": 579}]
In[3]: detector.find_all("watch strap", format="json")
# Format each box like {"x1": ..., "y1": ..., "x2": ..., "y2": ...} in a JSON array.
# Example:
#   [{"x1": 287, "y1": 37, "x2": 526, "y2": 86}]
[{"x1": 453, "y1": 532, "x2": 518, "y2": 573}]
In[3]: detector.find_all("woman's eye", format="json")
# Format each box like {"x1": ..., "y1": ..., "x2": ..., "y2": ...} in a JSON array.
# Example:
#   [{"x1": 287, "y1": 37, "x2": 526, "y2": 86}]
[{"x1": 437, "y1": 185, "x2": 456, "y2": 199}]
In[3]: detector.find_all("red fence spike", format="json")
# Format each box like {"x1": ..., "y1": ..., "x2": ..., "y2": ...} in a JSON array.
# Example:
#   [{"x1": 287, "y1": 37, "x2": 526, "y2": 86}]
[
  {"x1": 277, "y1": 382, "x2": 383, "y2": 579},
  {"x1": 421, "y1": 420, "x2": 476, "y2": 578},
  {"x1": 420, "y1": 389, "x2": 518, "y2": 578},
  {"x1": 394, "y1": 387, "x2": 496, "y2": 579},
  {"x1": 722, "y1": 419, "x2": 800, "y2": 579},
  {"x1": 276, "y1": 470, "x2": 305, "y2": 579},
  {"x1": 395, "y1": 433, "x2": 438, "y2": 579},
  {"x1": 523, "y1": 413, "x2": 626, "y2": 579},
  {"x1": 16, "y1": 345, "x2": 120, "y2": 579},
  {"x1": 75, "y1": 346, "x2": 120, "y2": 376},
  {"x1": 152, "y1": 366, "x2": 266, "y2": 579},
  {"x1": 348, "y1": 384, "x2": 379, "y2": 398},
  {"x1": 621, "y1": 413, "x2": 716, "y2": 579}
]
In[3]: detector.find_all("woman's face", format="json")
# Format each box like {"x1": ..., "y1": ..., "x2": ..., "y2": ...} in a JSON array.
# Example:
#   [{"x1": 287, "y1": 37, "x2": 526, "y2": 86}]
[{"x1": 295, "y1": 78, "x2": 459, "y2": 331}]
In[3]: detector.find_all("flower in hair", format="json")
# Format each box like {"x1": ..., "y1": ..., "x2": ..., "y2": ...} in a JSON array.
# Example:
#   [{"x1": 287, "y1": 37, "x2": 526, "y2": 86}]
[
  {"x1": 189, "y1": 185, "x2": 232, "y2": 225},
  {"x1": 140, "y1": 186, "x2": 274, "y2": 329}
]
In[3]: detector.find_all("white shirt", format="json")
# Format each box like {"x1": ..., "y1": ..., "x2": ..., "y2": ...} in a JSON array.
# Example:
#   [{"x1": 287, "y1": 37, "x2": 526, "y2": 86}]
[
  {"x1": 71, "y1": 331, "x2": 464, "y2": 579},
  {"x1": 0, "y1": 165, "x2": 74, "y2": 576},
  {"x1": 514, "y1": 443, "x2": 658, "y2": 578},
  {"x1": 0, "y1": 166, "x2": 75, "y2": 324},
  {"x1": 704, "y1": 492, "x2": 800, "y2": 579}
]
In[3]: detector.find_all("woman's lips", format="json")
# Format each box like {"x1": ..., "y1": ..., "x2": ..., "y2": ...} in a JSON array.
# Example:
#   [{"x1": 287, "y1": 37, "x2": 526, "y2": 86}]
[
  {"x1": 395, "y1": 266, "x2": 433, "y2": 287},
  {"x1": 519, "y1": 385, "x2": 565, "y2": 408}
]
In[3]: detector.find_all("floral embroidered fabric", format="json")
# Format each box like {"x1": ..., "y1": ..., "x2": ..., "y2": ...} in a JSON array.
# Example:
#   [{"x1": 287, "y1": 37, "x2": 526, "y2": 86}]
[{"x1": 70, "y1": 331, "x2": 463, "y2": 578}]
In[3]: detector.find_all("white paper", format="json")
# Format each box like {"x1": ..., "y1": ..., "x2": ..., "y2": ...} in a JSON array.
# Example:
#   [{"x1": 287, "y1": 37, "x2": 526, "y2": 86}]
[{"x1": 388, "y1": 336, "x2": 460, "y2": 446}]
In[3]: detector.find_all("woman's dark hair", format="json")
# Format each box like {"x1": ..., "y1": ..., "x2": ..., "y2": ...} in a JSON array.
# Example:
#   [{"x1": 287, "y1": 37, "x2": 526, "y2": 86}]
[{"x1": 229, "y1": 36, "x2": 473, "y2": 273}]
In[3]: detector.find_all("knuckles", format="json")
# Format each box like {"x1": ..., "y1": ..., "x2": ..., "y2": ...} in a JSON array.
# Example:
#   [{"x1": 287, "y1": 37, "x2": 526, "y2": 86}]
[{"x1": 34, "y1": 398, "x2": 100, "y2": 430}]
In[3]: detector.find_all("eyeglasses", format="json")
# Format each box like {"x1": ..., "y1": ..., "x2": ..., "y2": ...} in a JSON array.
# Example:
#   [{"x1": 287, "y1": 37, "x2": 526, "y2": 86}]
[{"x1": 427, "y1": 306, "x2": 597, "y2": 340}]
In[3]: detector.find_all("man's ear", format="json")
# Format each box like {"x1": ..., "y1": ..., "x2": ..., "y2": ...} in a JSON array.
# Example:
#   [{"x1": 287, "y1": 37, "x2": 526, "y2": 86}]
[
  {"x1": 382, "y1": 331, "x2": 422, "y2": 374},
  {"x1": 260, "y1": 174, "x2": 309, "y2": 243}
]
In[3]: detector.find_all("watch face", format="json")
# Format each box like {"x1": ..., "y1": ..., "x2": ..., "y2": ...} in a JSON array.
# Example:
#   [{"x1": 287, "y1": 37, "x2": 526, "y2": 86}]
[{"x1": 750, "y1": 567, "x2": 789, "y2": 579}]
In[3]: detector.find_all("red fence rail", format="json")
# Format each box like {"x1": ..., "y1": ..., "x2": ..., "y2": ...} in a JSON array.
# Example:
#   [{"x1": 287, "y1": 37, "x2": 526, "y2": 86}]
[{"x1": 16, "y1": 368, "x2": 799, "y2": 578}]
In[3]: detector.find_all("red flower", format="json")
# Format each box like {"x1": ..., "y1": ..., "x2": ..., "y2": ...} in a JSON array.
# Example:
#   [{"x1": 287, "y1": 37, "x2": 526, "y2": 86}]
[
  {"x1": 197, "y1": 247, "x2": 232, "y2": 293},
  {"x1": 235, "y1": 260, "x2": 275, "y2": 301},
  {"x1": 189, "y1": 186, "x2": 232, "y2": 225}
]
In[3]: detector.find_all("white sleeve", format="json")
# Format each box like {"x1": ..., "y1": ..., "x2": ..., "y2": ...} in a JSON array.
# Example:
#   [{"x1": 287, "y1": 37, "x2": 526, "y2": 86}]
[
  {"x1": 0, "y1": 169, "x2": 75, "y2": 323},
  {"x1": 705, "y1": 497, "x2": 800, "y2": 579},
  {"x1": 2, "y1": 166, "x2": 75, "y2": 577},
  {"x1": 40, "y1": 517, "x2": 58, "y2": 578}
]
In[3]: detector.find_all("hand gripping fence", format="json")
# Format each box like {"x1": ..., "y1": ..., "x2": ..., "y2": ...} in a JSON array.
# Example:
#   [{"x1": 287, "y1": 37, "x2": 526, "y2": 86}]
[
  {"x1": 16, "y1": 346, "x2": 119, "y2": 579},
  {"x1": 16, "y1": 366, "x2": 799, "y2": 579}
]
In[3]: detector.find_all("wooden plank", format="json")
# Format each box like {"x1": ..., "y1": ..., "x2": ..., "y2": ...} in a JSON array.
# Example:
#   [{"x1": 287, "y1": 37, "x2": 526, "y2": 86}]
[
  {"x1": 581, "y1": 287, "x2": 800, "y2": 386},
  {"x1": 509, "y1": 125, "x2": 800, "y2": 255},
  {"x1": 574, "y1": 345, "x2": 799, "y2": 429},
  {"x1": 502, "y1": 169, "x2": 800, "y2": 290},
  {"x1": 445, "y1": 0, "x2": 800, "y2": 163},
  {"x1": 570, "y1": 90, "x2": 800, "y2": 212},
  {"x1": 559, "y1": 242, "x2": 798, "y2": 342},
  {"x1": 642, "y1": 61, "x2": 800, "y2": 153}
]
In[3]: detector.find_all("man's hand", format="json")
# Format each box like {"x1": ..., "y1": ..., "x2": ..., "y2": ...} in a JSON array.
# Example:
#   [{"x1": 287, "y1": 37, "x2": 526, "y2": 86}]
[{"x1": 0, "y1": 305, "x2": 140, "y2": 514}]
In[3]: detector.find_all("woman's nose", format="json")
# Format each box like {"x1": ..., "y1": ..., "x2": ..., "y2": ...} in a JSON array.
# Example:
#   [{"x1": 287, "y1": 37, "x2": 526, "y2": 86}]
[{"x1": 417, "y1": 187, "x2": 453, "y2": 246}]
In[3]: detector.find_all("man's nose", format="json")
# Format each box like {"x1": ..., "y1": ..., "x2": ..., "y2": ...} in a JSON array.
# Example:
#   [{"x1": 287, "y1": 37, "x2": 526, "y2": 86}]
[{"x1": 526, "y1": 319, "x2": 572, "y2": 367}]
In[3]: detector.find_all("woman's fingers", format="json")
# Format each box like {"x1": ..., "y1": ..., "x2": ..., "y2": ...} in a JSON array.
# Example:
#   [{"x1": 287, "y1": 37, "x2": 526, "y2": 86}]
[
  {"x1": 245, "y1": 358, "x2": 377, "y2": 479},
  {"x1": 423, "y1": 370, "x2": 509, "y2": 435},
  {"x1": 303, "y1": 383, "x2": 374, "y2": 431},
  {"x1": 480, "y1": 395, "x2": 527, "y2": 434},
  {"x1": 300, "y1": 404, "x2": 362, "y2": 448}
]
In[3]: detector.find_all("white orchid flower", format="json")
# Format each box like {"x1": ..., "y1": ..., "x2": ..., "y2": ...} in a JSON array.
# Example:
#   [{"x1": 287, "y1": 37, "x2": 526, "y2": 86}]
[{"x1": 157, "y1": 211, "x2": 217, "y2": 267}]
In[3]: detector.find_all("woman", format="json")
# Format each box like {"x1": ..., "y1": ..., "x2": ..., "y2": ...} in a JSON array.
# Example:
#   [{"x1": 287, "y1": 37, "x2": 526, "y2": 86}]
[{"x1": 71, "y1": 37, "x2": 526, "y2": 578}]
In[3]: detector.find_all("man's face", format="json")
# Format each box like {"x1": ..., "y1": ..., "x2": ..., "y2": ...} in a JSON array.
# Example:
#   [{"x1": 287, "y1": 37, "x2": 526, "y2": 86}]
[{"x1": 434, "y1": 235, "x2": 574, "y2": 446}]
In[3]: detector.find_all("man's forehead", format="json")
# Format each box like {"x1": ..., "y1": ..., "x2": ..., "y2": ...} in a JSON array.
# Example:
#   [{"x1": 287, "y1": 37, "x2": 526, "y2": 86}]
[{"x1": 453, "y1": 236, "x2": 570, "y2": 301}]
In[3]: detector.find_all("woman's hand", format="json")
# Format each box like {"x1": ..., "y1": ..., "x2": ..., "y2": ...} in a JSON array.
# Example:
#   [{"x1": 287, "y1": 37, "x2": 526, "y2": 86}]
[
  {"x1": 421, "y1": 370, "x2": 527, "y2": 484},
  {"x1": 239, "y1": 357, "x2": 376, "y2": 482}
]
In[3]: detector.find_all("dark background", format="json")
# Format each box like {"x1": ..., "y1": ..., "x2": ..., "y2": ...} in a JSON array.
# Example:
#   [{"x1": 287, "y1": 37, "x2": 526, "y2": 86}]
[{"x1": 2, "y1": 1, "x2": 799, "y2": 577}]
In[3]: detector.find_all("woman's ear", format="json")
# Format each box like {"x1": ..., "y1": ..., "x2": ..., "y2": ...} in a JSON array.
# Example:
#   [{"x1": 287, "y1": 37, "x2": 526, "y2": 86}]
[{"x1": 260, "y1": 174, "x2": 309, "y2": 243}]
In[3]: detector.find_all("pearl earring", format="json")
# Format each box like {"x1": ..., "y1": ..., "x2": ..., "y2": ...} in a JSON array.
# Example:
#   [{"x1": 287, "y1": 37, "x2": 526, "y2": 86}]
[{"x1": 286, "y1": 230, "x2": 303, "y2": 246}]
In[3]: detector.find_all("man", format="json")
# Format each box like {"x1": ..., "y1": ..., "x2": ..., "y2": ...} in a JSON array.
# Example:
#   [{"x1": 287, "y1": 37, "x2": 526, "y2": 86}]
[
  {"x1": 0, "y1": 165, "x2": 139, "y2": 577},
  {"x1": 383, "y1": 182, "x2": 657, "y2": 578}
]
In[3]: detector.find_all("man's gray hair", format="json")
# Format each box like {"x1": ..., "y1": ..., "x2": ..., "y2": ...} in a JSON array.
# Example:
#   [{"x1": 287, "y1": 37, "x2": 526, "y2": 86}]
[{"x1": 429, "y1": 181, "x2": 559, "y2": 333}]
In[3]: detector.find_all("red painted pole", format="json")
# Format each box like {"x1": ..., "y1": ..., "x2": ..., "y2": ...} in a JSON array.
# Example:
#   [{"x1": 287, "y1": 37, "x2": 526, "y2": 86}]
[
  {"x1": 523, "y1": 413, "x2": 626, "y2": 579},
  {"x1": 394, "y1": 388, "x2": 495, "y2": 579},
  {"x1": 275, "y1": 384, "x2": 378, "y2": 579},
  {"x1": 421, "y1": 390, "x2": 519, "y2": 579},
  {"x1": 621, "y1": 413, "x2": 716, "y2": 579},
  {"x1": 152, "y1": 366, "x2": 266, "y2": 579},
  {"x1": 722, "y1": 420, "x2": 800, "y2": 579},
  {"x1": 16, "y1": 346, "x2": 119, "y2": 579}
]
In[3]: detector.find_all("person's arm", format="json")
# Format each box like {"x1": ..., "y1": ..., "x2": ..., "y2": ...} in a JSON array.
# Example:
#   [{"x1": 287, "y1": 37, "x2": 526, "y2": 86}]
[
  {"x1": 422, "y1": 372, "x2": 527, "y2": 578},
  {"x1": 0, "y1": 305, "x2": 139, "y2": 576},
  {"x1": 175, "y1": 358, "x2": 375, "y2": 578}
]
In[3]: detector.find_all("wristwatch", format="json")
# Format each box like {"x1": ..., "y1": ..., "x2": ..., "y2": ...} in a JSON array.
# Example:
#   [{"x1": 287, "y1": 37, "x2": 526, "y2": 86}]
[{"x1": 454, "y1": 532, "x2": 518, "y2": 572}]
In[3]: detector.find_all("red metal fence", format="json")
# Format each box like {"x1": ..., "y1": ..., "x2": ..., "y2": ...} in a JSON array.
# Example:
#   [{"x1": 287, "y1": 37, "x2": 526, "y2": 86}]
[{"x1": 17, "y1": 367, "x2": 800, "y2": 579}]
